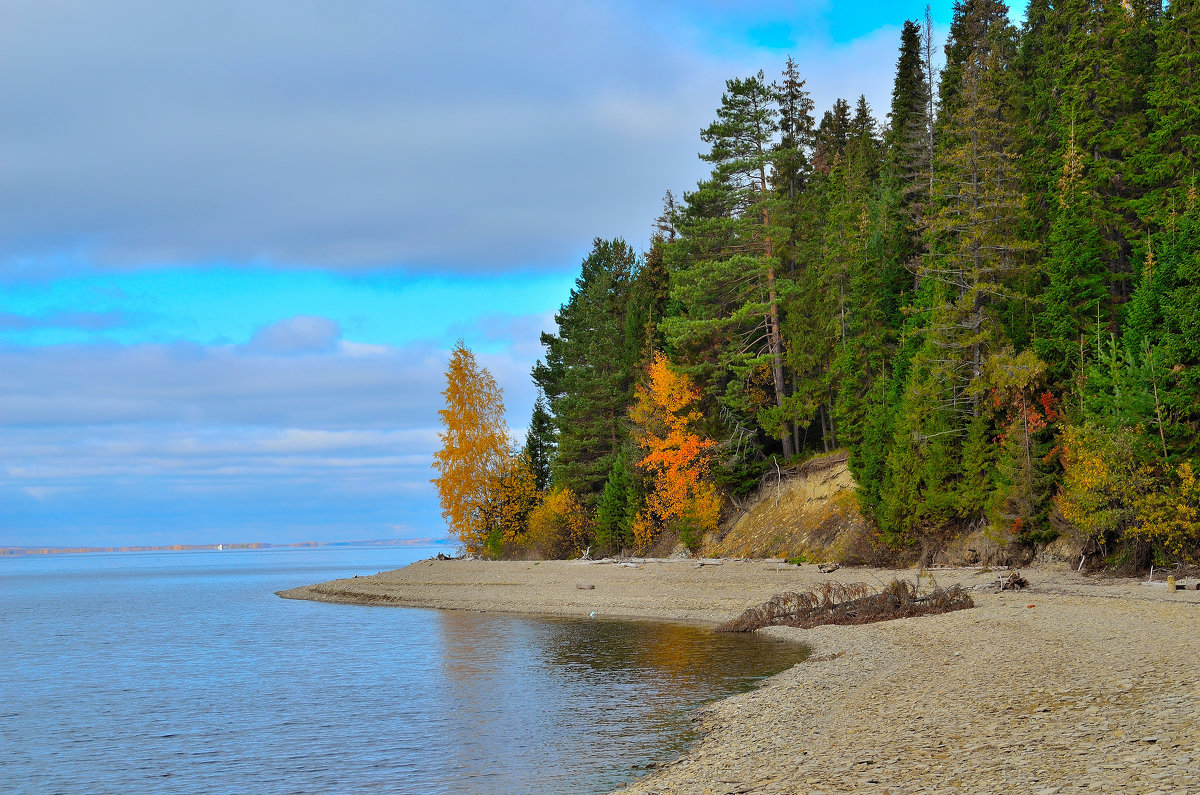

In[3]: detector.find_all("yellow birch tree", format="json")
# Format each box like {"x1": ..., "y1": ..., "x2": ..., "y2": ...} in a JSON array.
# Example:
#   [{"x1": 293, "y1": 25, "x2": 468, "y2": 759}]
[{"x1": 431, "y1": 340, "x2": 512, "y2": 554}]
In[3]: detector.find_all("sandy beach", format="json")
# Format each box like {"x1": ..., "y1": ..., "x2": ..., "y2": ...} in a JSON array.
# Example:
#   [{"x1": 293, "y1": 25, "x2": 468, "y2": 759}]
[{"x1": 280, "y1": 559, "x2": 1200, "y2": 793}]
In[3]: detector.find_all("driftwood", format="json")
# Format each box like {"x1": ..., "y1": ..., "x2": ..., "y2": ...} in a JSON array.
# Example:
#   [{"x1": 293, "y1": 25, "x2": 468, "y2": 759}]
[
  {"x1": 576, "y1": 582, "x2": 595, "y2": 590},
  {"x1": 695, "y1": 559, "x2": 726, "y2": 567},
  {"x1": 996, "y1": 571, "x2": 1028, "y2": 591},
  {"x1": 717, "y1": 579, "x2": 975, "y2": 633},
  {"x1": 817, "y1": 563, "x2": 840, "y2": 573}
]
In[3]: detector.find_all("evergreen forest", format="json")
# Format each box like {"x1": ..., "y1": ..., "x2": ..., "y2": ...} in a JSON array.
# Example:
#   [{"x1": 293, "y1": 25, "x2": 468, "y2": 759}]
[{"x1": 435, "y1": 0, "x2": 1200, "y2": 569}]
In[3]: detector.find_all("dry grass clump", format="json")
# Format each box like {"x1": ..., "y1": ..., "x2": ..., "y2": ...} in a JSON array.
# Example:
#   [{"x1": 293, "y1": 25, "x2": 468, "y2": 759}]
[{"x1": 716, "y1": 579, "x2": 974, "y2": 633}]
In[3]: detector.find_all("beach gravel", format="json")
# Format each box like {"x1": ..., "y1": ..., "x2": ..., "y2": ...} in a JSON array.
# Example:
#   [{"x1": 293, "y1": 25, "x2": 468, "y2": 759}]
[{"x1": 280, "y1": 560, "x2": 1200, "y2": 794}]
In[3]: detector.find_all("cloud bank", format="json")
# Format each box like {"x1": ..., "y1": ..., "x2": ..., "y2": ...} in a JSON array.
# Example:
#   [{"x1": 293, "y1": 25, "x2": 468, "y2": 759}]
[
  {"x1": 0, "y1": 0, "x2": 934, "y2": 276},
  {"x1": 0, "y1": 327, "x2": 538, "y2": 546}
]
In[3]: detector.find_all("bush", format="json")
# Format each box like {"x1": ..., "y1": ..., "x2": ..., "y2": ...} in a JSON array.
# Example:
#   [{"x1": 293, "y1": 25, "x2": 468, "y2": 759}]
[{"x1": 523, "y1": 488, "x2": 593, "y2": 559}]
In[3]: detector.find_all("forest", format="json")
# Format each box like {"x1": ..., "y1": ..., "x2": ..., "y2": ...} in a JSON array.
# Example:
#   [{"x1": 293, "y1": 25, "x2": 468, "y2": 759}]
[{"x1": 433, "y1": 0, "x2": 1200, "y2": 570}]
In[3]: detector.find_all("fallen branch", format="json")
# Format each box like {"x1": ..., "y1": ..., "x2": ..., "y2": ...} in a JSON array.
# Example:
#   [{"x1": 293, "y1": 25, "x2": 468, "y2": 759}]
[
  {"x1": 716, "y1": 579, "x2": 975, "y2": 633},
  {"x1": 996, "y1": 571, "x2": 1028, "y2": 591}
]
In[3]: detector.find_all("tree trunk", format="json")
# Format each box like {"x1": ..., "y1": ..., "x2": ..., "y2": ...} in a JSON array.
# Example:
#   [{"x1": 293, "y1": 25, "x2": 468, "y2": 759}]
[{"x1": 760, "y1": 159, "x2": 794, "y2": 460}]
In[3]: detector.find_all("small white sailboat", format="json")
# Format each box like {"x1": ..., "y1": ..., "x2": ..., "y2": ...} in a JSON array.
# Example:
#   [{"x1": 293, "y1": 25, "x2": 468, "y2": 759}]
[{"x1": 216, "y1": 544, "x2": 224, "y2": 551}]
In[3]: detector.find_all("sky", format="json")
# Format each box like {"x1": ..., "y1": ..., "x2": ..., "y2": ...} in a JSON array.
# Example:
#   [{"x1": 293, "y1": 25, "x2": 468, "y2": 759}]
[{"x1": 0, "y1": 0, "x2": 970, "y2": 548}]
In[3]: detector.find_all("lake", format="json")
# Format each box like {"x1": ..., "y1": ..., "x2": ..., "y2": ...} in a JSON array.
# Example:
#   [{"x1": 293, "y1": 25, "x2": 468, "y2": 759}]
[{"x1": 0, "y1": 545, "x2": 806, "y2": 794}]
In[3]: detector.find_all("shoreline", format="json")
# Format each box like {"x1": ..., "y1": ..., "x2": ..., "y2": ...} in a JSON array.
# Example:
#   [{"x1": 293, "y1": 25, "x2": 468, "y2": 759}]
[{"x1": 281, "y1": 559, "x2": 1200, "y2": 793}]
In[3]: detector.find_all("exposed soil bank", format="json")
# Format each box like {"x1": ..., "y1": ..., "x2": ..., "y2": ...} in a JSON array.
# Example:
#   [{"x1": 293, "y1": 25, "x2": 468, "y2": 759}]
[{"x1": 281, "y1": 560, "x2": 1200, "y2": 793}]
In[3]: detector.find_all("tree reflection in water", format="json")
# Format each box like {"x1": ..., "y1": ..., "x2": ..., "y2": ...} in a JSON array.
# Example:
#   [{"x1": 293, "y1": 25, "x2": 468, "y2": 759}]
[{"x1": 432, "y1": 610, "x2": 807, "y2": 793}]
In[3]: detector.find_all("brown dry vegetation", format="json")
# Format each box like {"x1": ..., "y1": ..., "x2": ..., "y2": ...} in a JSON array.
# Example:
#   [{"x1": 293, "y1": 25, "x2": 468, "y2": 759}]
[{"x1": 715, "y1": 579, "x2": 975, "y2": 632}]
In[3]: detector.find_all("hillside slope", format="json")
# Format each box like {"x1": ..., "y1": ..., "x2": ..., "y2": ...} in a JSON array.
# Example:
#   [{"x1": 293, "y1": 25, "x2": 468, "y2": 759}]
[{"x1": 711, "y1": 452, "x2": 876, "y2": 561}]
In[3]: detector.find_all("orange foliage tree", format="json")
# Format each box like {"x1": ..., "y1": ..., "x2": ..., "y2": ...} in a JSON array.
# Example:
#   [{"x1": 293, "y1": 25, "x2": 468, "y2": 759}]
[
  {"x1": 629, "y1": 352, "x2": 721, "y2": 552},
  {"x1": 432, "y1": 340, "x2": 533, "y2": 555}
]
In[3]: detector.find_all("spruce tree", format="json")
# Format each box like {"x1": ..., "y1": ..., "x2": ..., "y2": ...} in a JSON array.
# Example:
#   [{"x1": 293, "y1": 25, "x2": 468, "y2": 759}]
[
  {"x1": 923, "y1": 0, "x2": 1028, "y2": 410},
  {"x1": 813, "y1": 98, "x2": 852, "y2": 173},
  {"x1": 1124, "y1": 194, "x2": 1200, "y2": 457},
  {"x1": 523, "y1": 394, "x2": 555, "y2": 493},
  {"x1": 534, "y1": 238, "x2": 637, "y2": 506},
  {"x1": 594, "y1": 452, "x2": 635, "y2": 553},
  {"x1": 1034, "y1": 132, "x2": 1108, "y2": 384},
  {"x1": 1139, "y1": 0, "x2": 1200, "y2": 226}
]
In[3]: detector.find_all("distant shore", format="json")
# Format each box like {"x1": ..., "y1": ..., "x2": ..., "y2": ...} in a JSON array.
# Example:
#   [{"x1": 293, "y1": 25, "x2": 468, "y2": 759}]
[
  {"x1": 0, "y1": 538, "x2": 446, "y2": 557},
  {"x1": 281, "y1": 559, "x2": 1200, "y2": 793}
]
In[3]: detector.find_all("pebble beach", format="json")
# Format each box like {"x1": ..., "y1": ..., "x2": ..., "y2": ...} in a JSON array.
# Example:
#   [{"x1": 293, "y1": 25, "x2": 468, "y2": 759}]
[{"x1": 280, "y1": 559, "x2": 1200, "y2": 794}]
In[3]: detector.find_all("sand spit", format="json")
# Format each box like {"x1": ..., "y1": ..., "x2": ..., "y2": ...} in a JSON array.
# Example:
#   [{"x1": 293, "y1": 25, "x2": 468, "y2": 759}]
[{"x1": 280, "y1": 560, "x2": 1200, "y2": 794}]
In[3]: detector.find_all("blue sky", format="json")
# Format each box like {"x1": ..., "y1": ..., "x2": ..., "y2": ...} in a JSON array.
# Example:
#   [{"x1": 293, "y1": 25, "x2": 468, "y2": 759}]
[{"x1": 0, "y1": 0, "x2": 972, "y2": 547}]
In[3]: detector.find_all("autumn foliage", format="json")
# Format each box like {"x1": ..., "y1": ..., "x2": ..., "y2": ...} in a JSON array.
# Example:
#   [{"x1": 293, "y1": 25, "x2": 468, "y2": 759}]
[
  {"x1": 524, "y1": 487, "x2": 592, "y2": 559},
  {"x1": 432, "y1": 341, "x2": 535, "y2": 556},
  {"x1": 1058, "y1": 424, "x2": 1200, "y2": 562},
  {"x1": 629, "y1": 353, "x2": 721, "y2": 552}
]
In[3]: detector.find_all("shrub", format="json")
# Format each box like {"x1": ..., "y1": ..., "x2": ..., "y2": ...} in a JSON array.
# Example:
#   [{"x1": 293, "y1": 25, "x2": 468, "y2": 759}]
[{"x1": 524, "y1": 488, "x2": 593, "y2": 559}]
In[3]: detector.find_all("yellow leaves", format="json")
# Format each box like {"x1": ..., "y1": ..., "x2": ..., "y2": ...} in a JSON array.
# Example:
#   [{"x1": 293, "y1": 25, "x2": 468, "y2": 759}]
[
  {"x1": 630, "y1": 352, "x2": 721, "y2": 552},
  {"x1": 1058, "y1": 424, "x2": 1200, "y2": 561},
  {"x1": 524, "y1": 487, "x2": 593, "y2": 559},
  {"x1": 483, "y1": 452, "x2": 539, "y2": 547},
  {"x1": 1127, "y1": 460, "x2": 1200, "y2": 559},
  {"x1": 432, "y1": 340, "x2": 517, "y2": 555}
]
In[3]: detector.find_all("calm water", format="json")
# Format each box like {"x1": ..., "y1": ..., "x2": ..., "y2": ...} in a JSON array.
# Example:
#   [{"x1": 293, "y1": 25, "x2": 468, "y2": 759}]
[{"x1": 0, "y1": 546, "x2": 806, "y2": 794}]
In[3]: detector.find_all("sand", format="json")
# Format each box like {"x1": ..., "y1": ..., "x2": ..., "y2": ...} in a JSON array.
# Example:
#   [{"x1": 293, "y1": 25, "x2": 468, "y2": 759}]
[{"x1": 279, "y1": 559, "x2": 1200, "y2": 794}]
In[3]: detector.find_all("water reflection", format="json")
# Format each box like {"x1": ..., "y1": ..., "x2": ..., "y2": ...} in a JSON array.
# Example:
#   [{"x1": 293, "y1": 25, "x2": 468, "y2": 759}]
[
  {"x1": 434, "y1": 611, "x2": 808, "y2": 793},
  {"x1": 3, "y1": 550, "x2": 808, "y2": 795}
]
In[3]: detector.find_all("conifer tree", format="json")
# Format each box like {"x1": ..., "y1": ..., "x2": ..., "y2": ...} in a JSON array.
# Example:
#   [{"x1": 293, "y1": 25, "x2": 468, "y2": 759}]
[
  {"x1": 1124, "y1": 193, "x2": 1200, "y2": 457},
  {"x1": 773, "y1": 56, "x2": 817, "y2": 204},
  {"x1": 922, "y1": 0, "x2": 1028, "y2": 410},
  {"x1": 666, "y1": 71, "x2": 797, "y2": 458},
  {"x1": 1139, "y1": 0, "x2": 1200, "y2": 226},
  {"x1": 534, "y1": 238, "x2": 637, "y2": 506},
  {"x1": 813, "y1": 98, "x2": 852, "y2": 173},
  {"x1": 594, "y1": 452, "x2": 635, "y2": 553},
  {"x1": 523, "y1": 393, "x2": 555, "y2": 493},
  {"x1": 1034, "y1": 132, "x2": 1108, "y2": 383}
]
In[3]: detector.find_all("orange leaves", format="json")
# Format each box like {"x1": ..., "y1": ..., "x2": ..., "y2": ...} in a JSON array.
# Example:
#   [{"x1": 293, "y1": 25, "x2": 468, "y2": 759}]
[{"x1": 630, "y1": 353, "x2": 721, "y2": 552}]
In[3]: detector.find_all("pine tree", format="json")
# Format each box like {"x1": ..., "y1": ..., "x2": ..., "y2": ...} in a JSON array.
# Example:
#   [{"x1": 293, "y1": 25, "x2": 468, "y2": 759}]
[
  {"x1": 534, "y1": 238, "x2": 637, "y2": 506},
  {"x1": 665, "y1": 71, "x2": 797, "y2": 458}
]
